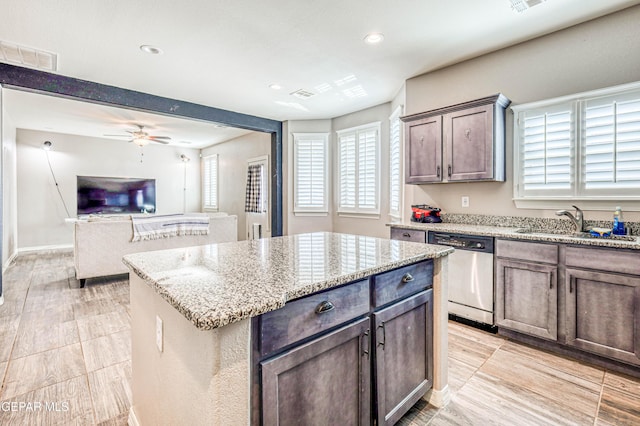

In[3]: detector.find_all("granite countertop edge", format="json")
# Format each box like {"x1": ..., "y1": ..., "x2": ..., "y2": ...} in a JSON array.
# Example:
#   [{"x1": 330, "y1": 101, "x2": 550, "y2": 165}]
[
  {"x1": 388, "y1": 222, "x2": 640, "y2": 250},
  {"x1": 123, "y1": 244, "x2": 453, "y2": 331}
]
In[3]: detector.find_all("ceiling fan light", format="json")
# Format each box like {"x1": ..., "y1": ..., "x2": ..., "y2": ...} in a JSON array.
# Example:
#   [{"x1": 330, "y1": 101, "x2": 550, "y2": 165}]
[{"x1": 133, "y1": 137, "x2": 149, "y2": 147}]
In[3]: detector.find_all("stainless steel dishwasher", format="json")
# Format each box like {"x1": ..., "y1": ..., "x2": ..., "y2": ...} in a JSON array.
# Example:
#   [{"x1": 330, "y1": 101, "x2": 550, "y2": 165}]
[{"x1": 428, "y1": 232, "x2": 495, "y2": 327}]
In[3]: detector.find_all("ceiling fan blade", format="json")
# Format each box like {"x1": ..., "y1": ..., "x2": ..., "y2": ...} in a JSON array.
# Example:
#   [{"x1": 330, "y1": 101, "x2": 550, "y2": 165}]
[
  {"x1": 104, "y1": 134, "x2": 130, "y2": 137},
  {"x1": 151, "y1": 139, "x2": 170, "y2": 145},
  {"x1": 149, "y1": 136, "x2": 171, "y2": 140}
]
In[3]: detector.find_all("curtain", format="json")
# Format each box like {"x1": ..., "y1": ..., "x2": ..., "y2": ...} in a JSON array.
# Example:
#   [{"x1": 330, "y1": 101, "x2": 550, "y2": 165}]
[{"x1": 245, "y1": 164, "x2": 263, "y2": 213}]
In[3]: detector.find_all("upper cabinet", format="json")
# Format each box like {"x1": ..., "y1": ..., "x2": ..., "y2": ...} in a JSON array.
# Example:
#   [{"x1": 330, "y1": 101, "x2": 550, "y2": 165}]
[{"x1": 401, "y1": 94, "x2": 510, "y2": 184}]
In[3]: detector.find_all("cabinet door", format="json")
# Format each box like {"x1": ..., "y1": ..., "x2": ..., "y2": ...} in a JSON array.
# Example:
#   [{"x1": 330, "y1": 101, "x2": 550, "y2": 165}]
[
  {"x1": 495, "y1": 259, "x2": 558, "y2": 341},
  {"x1": 405, "y1": 116, "x2": 442, "y2": 183},
  {"x1": 373, "y1": 290, "x2": 433, "y2": 426},
  {"x1": 261, "y1": 318, "x2": 371, "y2": 426},
  {"x1": 565, "y1": 268, "x2": 640, "y2": 366},
  {"x1": 444, "y1": 104, "x2": 494, "y2": 181}
]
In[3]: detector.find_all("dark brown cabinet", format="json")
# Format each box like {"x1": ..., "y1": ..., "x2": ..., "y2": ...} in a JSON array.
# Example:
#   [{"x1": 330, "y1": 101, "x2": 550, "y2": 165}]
[
  {"x1": 405, "y1": 116, "x2": 442, "y2": 183},
  {"x1": 373, "y1": 290, "x2": 433, "y2": 426},
  {"x1": 389, "y1": 227, "x2": 427, "y2": 243},
  {"x1": 563, "y1": 246, "x2": 640, "y2": 367},
  {"x1": 495, "y1": 239, "x2": 559, "y2": 341},
  {"x1": 402, "y1": 94, "x2": 510, "y2": 184},
  {"x1": 496, "y1": 240, "x2": 640, "y2": 371},
  {"x1": 565, "y1": 268, "x2": 640, "y2": 366},
  {"x1": 254, "y1": 261, "x2": 434, "y2": 425},
  {"x1": 261, "y1": 318, "x2": 371, "y2": 426},
  {"x1": 495, "y1": 258, "x2": 558, "y2": 341}
]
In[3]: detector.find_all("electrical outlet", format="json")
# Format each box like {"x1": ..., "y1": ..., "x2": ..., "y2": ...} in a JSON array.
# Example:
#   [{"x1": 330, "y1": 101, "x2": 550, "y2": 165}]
[
  {"x1": 156, "y1": 315, "x2": 163, "y2": 352},
  {"x1": 461, "y1": 196, "x2": 470, "y2": 208}
]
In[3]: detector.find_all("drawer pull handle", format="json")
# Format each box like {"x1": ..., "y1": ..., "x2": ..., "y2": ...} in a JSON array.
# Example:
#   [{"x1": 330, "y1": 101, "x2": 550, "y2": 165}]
[
  {"x1": 402, "y1": 232, "x2": 411, "y2": 237},
  {"x1": 437, "y1": 165, "x2": 441, "y2": 178},
  {"x1": 378, "y1": 322, "x2": 386, "y2": 349},
  {"x1": 362, "y1": 330, "x2": 370, "y2": 359},
  {"x1": 402, "y1": 273, "x2": 414, "y2": 283},
  {"x1": 448, "y1": 165, "x2": 452, "y2": 177},
  {"x1": 315, "y1": 301, "x2": 335, "y2": 314}
]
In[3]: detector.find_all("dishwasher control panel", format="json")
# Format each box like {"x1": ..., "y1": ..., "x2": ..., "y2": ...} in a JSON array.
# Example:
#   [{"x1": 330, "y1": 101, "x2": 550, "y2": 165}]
[{"x1": 428, "y1": 232, "x2": 494, "y2": 254}]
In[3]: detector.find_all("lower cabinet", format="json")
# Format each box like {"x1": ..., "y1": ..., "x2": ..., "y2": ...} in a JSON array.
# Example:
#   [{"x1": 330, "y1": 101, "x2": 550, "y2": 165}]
[
  {"x1": 255, "y1": 261, "x2": 434, "y2": 425},
  {"x1": 565, "y1": 268, "x2": 640, "y2": 366},
  {"x1": 496, "y1": 240, "x2": 640, "y2": 371},
  {"x1": 495, "y1": 258, "x2": 558, "y2": 341},
  {"x1": 373, "y1": 290, "x2": 433, "y2": 426},
  {"x1": 261, "y1": 318, "x2": 371, "y2": 426},
  {"x1": 495, "y1": 240, "x2": 558, "y2": 341}
]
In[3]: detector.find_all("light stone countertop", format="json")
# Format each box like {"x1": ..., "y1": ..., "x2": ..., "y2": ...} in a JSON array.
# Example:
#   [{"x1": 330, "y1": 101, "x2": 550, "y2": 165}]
[
  {"x1": 389, "y1": 222, "x2": 640, "y2": 250},
  {"x1": 123, "y1": 232, "x2": 453, "y2": 331}
]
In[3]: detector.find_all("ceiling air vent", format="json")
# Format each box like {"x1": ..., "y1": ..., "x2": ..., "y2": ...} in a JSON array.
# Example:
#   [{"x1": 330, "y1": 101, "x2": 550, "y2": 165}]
[
  {"x1": 0, "y1": 40, "x2": 58, "y2": 71},
  {"x1": 290, "y1": 89, "x2": 316, "y2": 100},
  {"x1": 509, "y1": 0, "x2": 546, "y2": 13}
]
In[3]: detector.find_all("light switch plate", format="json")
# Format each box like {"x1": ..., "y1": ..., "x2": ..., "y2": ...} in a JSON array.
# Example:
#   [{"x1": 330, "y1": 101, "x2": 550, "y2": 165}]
[
  {"x1": 461, "y1": 196, "x2": 470, "y2": 208},
  {"x1": 156, "y1": 315, "x2": 163, "y2": 352}
]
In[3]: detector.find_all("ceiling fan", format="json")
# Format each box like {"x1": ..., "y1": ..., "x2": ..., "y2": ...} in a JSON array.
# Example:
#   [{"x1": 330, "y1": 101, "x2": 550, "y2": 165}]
[{"x1": 105, "y1": 124, "x2": 171, "y2": 146}]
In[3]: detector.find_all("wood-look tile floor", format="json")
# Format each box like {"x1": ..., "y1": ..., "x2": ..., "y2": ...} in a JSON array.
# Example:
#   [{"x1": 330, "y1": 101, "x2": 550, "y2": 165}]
[
  {"x1": 0, "y1": 251, "x2": 130, "y2": 425},
  {"x1": 1, "y1": 251, "x2": 639, "y2": 425}
]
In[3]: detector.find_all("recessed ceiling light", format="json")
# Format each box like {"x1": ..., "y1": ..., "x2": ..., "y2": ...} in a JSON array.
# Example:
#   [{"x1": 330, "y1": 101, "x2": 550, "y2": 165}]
[
  {"x1": 364, "y1": 33, "x2": 384, "y2": 44},
  {"x1": 140, "y1": 45, "x2": 163, "y2": 55},
  {"x1": 269, "y1": 83, "x2": 282, "y2": 90},
  {"x1": 509, "y1": 0, "x2": 546, "y2": 13}
]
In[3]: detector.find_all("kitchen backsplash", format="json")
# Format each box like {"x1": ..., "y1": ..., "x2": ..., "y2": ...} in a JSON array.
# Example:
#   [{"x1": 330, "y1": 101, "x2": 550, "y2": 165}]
[{"x1": 441, "y1": 213, "x2": 639, "y2": 236}]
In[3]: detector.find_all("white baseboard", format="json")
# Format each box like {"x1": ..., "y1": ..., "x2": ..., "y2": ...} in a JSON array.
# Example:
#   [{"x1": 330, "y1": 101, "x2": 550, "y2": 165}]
[
  {"x1": 0, "y1": 295, "x2": 4, "y2": 306},
  {"x1": 128, "y1": 408, "x2": 140, "y2": 426},
  {"x1": 17, "y1": 244, "x2": 73, "y2": 254},
  {"x1": 2, "y1": 251, "x2": 18, "y2": 274},
  {"x1": 427, "y1": 385, "x2": 451, "y2": 408}
]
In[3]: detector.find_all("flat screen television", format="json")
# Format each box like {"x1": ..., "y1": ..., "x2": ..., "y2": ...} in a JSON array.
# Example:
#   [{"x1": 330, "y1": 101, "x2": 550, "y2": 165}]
[{"x1": 77, "y1": 176, "x2": 156, "y2": 215}]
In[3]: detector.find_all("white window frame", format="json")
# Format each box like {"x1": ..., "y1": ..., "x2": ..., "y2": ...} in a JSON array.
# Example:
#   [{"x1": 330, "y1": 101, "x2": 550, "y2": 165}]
[
  {"x1": 202, "y1": 154, "x2": 218, "y2": 211},
  {"x1": 336, "y1": 122, "x2": 381, "y2": 217},
  {"x1": 389, "y1": 106, "x2": 403, "y2": 220},
  {"x1": 512, "y1": 81, "x2": 640, "y2": 211},
  {"x1": 293, "y1": 133, "x2": 329, "y2": 216}
]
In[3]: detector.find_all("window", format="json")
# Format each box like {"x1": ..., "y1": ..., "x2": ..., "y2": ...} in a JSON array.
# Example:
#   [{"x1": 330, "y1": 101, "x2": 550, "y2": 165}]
[
  {"x1": 513, "y1": 82, "x2": 640, "y2": 207},
  {"x1": 202, "y1": 154, "x2": 218, "y2": 210},
  {"x1": 293, "y1": 133, "x2": 329, "y2": 214},
  {"x1": 336, "y1": 122, "x2": 381, "y2": 215},
  {"x1": 389, "y1": 106, "x2": 403, "y2": 218}
]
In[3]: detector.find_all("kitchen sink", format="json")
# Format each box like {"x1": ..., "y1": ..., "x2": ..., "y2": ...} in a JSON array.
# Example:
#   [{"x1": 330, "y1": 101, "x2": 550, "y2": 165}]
[{"x1": 513, "y1": 228, "x2": 636, "y2": 242}]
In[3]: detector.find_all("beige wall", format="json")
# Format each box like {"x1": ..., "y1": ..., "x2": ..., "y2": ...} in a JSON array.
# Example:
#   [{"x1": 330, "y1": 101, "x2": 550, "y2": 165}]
[
  {"x1": 16, "y1": 129, "x2": 201, "y2": 250},
  {"x1": 405, "y1": 5, "x2": 640, "y2": 222},
  {"x1": 331, "y1": 103, "x2": 393, "y2": 239},
  {"x1": 284, "y1": 90, "x2": 407, "y2": 239},
  {"x1": 2, "y1": 91, "x2": 18, "y2": 268},
  {"x1": 201, "y1": 131, "x2": 271, "y2": 241}
]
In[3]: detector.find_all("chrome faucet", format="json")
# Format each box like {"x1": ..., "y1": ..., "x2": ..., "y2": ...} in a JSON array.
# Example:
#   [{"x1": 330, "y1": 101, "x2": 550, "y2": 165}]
[{"x1": 556, "y1": 205, "x2": 586, "y2": 233}]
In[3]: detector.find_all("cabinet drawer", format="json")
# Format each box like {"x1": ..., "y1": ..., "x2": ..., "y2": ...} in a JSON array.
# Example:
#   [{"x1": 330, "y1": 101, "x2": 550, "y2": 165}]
[
  {"x1": 373, "y1": 261, "x2": 433, "y2": 308},
  {"x1": 496, "y1": 239, "x2": 558, "y2": 264},
  {"x1": 259, "y1": 279, "x2": 370, "y2": 357},
  {"x1": 390, "y1": 228, "x2": 427, "y2": 243},
  {"x1": 565, "y1": 246, "x2": 640, "y2": 275}
]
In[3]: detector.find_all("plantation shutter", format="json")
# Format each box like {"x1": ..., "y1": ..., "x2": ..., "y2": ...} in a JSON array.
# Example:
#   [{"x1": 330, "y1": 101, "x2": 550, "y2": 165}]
[
  {"x1": 337, "y1": 123, "x2": 380, "y2": 214},
  {"x1": 358, "y1": 129, "x2": 377, "y2": 209},
  {"x1": 203, "y1": 154, "x2": 218, "y2": 209},
  {"x1": 519, "y1": 105, "x2": 573, "y2": 195},
  {"x1": 584, "y1": 94, "x2": 640, "y2": 191},
  {"x1": 294, "y1": 134, "x2": 328, "y2": 212},
  {"x1": 389, "y1": 110, "x2": 402, "y2": 216},
  {"x1": 339, "y1": 133, "x2": 357, "y2": 209}
]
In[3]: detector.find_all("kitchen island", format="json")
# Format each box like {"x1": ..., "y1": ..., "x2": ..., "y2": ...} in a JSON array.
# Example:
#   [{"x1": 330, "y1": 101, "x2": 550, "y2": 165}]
[{"x1": 123, "y1": 232, "x2": 453, "y2": 426}]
